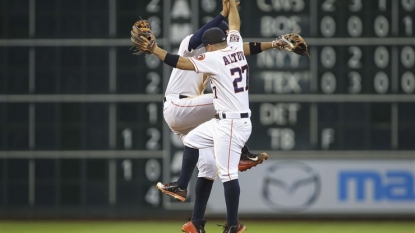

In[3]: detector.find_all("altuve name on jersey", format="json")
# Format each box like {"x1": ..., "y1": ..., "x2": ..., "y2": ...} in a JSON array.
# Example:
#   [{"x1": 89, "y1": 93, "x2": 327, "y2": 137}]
[{"x1": 223, "y1": 51, "x2": 245, "y2": 66}]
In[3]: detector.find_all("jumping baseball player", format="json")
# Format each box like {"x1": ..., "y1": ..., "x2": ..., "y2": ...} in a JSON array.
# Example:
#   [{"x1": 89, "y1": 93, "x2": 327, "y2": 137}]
[
  {"x1": 157, "y1": 3, "x2": 277, "y2": 233},
  {"x1": 144, "y1": 0, "x2": 250, "y2": 231},
  {"x1": 160, "y1": 2, "x2": 268, "y2": 231},
  {"x1": 157, "y1": 2, "x2": 277, "y2": 232}
]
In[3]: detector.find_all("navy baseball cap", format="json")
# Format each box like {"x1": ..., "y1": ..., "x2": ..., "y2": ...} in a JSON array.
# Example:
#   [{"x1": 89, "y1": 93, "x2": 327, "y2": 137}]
[{"x1": 202, "y1": 27, "x2": 226, "y2": 46}]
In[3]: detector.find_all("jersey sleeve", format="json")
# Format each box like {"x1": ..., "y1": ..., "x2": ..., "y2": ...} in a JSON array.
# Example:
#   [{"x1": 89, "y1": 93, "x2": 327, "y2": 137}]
[
  {"x1": 179, "y1": 34, "x2": 207, "y2": 58},
  {"x1": 226, "y1": 30, "x2": 244, "y2": 50},
  {"x1": 188, "y1": 53, "x2": 217, "y2": 75},
  {"x1": 178, "y1": 35, "x2": 193, "y2": 57}
]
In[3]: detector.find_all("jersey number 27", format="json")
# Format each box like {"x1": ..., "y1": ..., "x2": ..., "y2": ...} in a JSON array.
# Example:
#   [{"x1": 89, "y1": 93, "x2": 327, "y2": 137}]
[{"x1": 212, "y1": 65, "x2": 249, "y2": 98}]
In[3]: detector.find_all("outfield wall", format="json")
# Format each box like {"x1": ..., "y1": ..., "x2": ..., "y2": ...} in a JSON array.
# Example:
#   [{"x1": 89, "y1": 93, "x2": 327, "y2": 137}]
[{"x1": 1, "y1": 156, "x2": 414, "y2": 219}]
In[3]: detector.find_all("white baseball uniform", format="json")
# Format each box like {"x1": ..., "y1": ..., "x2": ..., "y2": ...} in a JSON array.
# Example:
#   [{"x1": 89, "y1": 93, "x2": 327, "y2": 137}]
[
  {"x1": 184, "y1": 30, "x2": 252, "y2": 182},
  {"x1": 163, "y1": 34, "x2": 218, "y2": 180}
]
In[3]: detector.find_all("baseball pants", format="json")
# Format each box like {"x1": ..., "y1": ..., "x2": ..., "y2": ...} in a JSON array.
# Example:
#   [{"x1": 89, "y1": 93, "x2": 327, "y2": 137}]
[
  {"x1": 183, "y1": 118, "x2": 252, "y2": 182},
  {"x1": 163, "y1": 93, "x2": 218, "y2": 178}
]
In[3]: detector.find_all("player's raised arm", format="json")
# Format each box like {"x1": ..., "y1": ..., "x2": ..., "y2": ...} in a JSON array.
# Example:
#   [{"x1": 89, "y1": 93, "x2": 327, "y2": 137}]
[
  {"x1": 228, "y1": 0, "x2": 240, "y2": 32},
  {"x1": 188, "y1": 0, "x2": 230, "y2": 51},
  {"x1": 243, "y1": 42, "x2": 273, "y2": 56},
  {"x1": 242, "y1": 38, "x2": 290, "y2": 56},
  {"x1": 242, "y1": 35, "x2": 310, "y2": 57},
  {"x1": 151, "y1": 44, "x2": 196, "y2": 71},
  {"x1": 129, "y1": 20, "x2": 196, "y2": 71}
]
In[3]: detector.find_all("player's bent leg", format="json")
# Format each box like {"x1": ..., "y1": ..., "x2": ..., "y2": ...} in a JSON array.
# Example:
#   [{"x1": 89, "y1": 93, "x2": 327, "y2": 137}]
[
  {"x1": 156, "y1": 145, "x2": 199, "y2": 201},
  {"x1": 238, "y1": 145, "x2": 268, "y2": 172},
  {"x1": 157, "y1": 145, "x2": 216, "y2": 203},
  {"x1": 163, "y1": 94, "x2": 216, "y2": 138}
]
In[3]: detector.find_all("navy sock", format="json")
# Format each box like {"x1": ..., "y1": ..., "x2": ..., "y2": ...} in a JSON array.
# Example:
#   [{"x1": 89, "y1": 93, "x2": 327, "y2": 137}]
[
  {"x1": 192, "y1": 177, "x2": 214, "y2": 222},
  {"x1": 177, "y1": 146, "x2": 199, "y2": 190},
  {"x1": 223, "y1": 179, "x2": 240, "y2": 226}
]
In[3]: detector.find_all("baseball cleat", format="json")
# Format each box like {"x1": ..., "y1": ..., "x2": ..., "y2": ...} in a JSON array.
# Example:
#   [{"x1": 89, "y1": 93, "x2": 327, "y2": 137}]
[
  {"x1": 219, "y1": 222, "x2": 246, "y2": 233},
  {"x1": 238, "y1": 145, "x2": 268, "y2": 172},
  {"x1": 182, "y1": 219, "x2": 206, "y2": 233},
  {"x1": 156, "y1": 181, "x2": 187, "y2": 202}
]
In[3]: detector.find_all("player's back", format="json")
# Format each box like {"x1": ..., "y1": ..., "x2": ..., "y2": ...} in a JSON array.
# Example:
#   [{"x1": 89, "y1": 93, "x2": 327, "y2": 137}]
[
  {"x1": 210, "y1": 44, "x2": 250, "y2": 113},
  {"x1": 189, "y1": 30, "x2": 250, "y2": 113},
  {"x1": 164, "y1": 35, "x2": 206, "y2": 97}
]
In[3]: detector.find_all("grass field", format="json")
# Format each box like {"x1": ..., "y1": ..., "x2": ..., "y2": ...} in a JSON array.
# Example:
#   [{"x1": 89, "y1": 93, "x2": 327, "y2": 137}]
[{"x1": 0, "y1": 220, "x2": 413, "y2": 233}]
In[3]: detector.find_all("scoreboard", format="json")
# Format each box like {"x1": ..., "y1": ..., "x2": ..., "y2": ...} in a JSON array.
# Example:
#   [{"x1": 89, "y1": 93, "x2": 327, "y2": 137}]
[
  {"x1": 240, "y1": 0, "x2": 415, "y2": 151},
  {"x1": 0, "y1": 0, "x2": 414, "y2": 218}
]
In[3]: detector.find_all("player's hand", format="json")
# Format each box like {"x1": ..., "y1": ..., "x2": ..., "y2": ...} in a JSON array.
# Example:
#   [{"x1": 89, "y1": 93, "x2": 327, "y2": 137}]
[
  {"x1": 130, "y1": 19, "x2": 157, "y2": 55},
  {"x1": 272, "y1": 33, "x2": 310, "y2": 58},
  {"x1": 221, "y1": 0, "x2": 240, "y2": 17}
]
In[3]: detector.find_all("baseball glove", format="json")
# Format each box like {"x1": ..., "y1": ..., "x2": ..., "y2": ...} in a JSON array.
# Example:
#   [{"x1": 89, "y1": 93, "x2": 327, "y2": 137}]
[
  {"x1": 130, "y1": 19, "x2": 156, "y2": 55},
  {"x1": 274, "y1": 33, "x2": 310, "y2": 58}
]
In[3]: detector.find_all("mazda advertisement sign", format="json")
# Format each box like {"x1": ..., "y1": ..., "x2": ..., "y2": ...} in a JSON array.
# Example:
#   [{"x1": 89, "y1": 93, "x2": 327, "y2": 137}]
[
  {"x1": 206, "y1": 159, "x2": 415, "y2": 215},
  {"x1": 262, "y1": 161, "x2": 320, "y2": 212}
]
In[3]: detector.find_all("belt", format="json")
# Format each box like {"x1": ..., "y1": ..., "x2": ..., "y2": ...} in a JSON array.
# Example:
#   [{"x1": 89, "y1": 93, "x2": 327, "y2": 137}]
[
  {"x1": 163, "y1": 94, "x2": 188, "y2": 103},
  {"x1": 215, "y1": 112, "x2": 250, "y2": 119}
]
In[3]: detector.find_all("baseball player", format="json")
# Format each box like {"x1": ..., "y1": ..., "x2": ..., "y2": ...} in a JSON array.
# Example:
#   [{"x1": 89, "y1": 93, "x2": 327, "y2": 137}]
[
  {"x1": 162, "y1": 0, "x2": 268, "y2": 189},
  {"x1": 145, "y1": 0, "x2": 252, "y2": 231},
  {"x1": 157, "y1": 1, "x2": 282, "y2": 232},
  {"x1": 159, "y1": 2, "x2": 282, "y2": 233}
]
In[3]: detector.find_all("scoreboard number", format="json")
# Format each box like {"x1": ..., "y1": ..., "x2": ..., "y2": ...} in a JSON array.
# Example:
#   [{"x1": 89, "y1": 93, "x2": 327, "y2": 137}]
[{"x1": 145, "y1": 186, "x2": 160, "y2": 206}]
